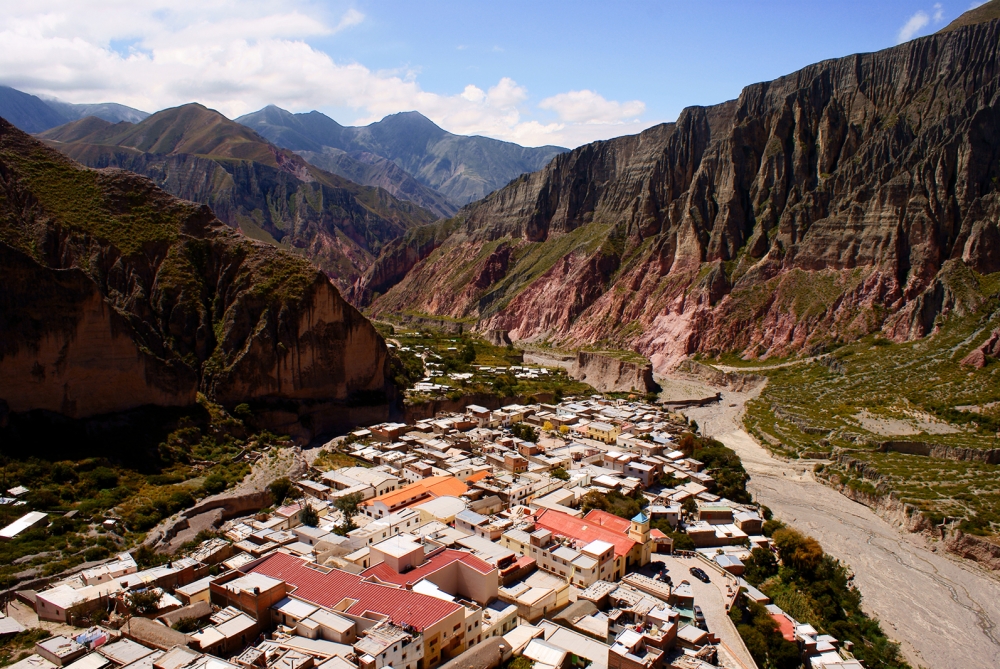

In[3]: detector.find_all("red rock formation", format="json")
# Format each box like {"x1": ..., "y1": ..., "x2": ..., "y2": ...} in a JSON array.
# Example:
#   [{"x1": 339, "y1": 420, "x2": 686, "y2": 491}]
[
  {"x1": 961, "y1": 329, "x2": 1000, "y2": 368},
  {"x1": 369, "y1": 19, "x2": 1000, "y2": 371}
]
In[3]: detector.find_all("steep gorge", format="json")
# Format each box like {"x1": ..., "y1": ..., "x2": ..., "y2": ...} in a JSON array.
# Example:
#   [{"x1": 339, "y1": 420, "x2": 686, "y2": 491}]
[
  {"x1": 368, "y1": 17, "x2": 1000, "y2": 371},
  {"x1": 0, "y1": 119, "x2": 394, "y2": 442}
]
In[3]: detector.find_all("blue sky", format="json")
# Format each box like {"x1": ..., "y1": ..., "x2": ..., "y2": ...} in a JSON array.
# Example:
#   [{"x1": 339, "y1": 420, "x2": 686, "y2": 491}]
[{"x1": 0, "y1": 1, "x2": 982, "y2": 146}]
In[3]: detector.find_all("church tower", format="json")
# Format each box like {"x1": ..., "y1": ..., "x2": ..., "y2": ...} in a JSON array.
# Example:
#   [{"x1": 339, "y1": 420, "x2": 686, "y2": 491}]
[{"x1": 629, "y1": 512, "x2": 652, "y2": 566}]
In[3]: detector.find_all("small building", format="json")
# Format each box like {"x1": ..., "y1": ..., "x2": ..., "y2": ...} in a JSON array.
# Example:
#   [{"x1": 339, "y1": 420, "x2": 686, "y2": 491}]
[
  {"x1": 587, "y1": 422, "x2": 622, "y2": 445},
  {"x1": 35, "y1": 638, "x2": 87, "y2": 667},
  {"x1": 0, "y1": 512, "x2": 48, "y2": 540}
]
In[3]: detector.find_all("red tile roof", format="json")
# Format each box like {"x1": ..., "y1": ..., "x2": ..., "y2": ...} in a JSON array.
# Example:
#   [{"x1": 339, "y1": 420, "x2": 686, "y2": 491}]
[
  {"x1": 248, "y1": 552, "x2": 460, "y2": 632},
  {"x1": 534, "y1": 509, "x2": 637, "y2": 558},
  {"x1": 650, "y1": 528, "x2": 667, "y2": 539},
  {"x1": 583, "y1": 509, "x2": 632, "y2": 534},
  {"x1": 361, "y1": 548, "x2": 494, "y2": 586},
  {"x1": 771, "y1": 613, "x2": 795, "y2": 642}
]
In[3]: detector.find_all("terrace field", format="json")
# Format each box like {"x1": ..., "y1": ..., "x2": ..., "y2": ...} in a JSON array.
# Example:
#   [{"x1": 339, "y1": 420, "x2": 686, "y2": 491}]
[{"x1": 724, "y1": 268, "x2": 1000, "y2": 539}]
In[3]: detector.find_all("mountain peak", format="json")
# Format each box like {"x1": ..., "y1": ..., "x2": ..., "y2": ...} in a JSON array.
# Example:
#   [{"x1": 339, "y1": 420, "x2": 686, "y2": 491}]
[{"x1": 939, "y1": 0, "x2": 1000, "y2": 32}]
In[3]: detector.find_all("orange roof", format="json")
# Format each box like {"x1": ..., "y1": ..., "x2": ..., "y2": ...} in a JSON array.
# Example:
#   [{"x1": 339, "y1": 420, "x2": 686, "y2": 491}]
[
  {"x1": 361, "y1": 475, "x2": 468, "y2": 509},
  {"x1": 535, "y1": 508, "x2": 637, "y2": 558},
  {"x1": 467, "y1": 470, "x2": 490, "y2": 484},
  {"x1": 771, "y1": 613, "x2": 795, "y2": 642},
  {"x1": 650, "y1": 528, "x2": 667, "y2": 539},
  {"x1": 584, "y1": 509, "x2": 632, "y2": 533}
]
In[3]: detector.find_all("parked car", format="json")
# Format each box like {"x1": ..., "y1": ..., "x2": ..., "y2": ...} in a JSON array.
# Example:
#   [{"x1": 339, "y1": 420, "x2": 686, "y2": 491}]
[
  {"x1": 689, "y1": 566, "x2": 711, "y2": 583},
  {"x1": 693, "y1": 605, "x2": 706, "y2": 628}
]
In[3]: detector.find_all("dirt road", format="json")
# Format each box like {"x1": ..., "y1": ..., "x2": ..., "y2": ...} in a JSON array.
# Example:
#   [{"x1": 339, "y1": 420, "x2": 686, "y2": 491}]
[{"x1": 679, "y1": 382, "x2": 1000, "y2": 669}]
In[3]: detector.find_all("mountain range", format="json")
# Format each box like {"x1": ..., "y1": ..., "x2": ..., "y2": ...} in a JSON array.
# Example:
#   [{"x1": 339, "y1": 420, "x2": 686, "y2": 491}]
[
  {"x1": 0, "y1": 118, "x2": 393, "y2": 442},
  {"x1": 0, "y1": 85, "x2": 148, "y2": 133},
  {"x1": 37, "y1": 104, "x2": 437, "y2": 292},
  {"x1": 236, "y1": 106, "x2": 566, "y2": 206},
  {"x1": 362, "y1": 8, "x2": 1000, "y2": 371}
]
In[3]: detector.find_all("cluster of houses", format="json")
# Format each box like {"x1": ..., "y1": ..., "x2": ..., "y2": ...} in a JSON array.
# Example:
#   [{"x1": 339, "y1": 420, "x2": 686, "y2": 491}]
[{"x1": 8, "y1": 397, "x2": 864, "y2": 669}]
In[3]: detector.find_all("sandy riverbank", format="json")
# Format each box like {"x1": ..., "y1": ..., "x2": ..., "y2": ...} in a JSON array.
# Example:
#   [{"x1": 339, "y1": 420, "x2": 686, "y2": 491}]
[{"x1": 667, "y1": 374, "x2": 1000, "y2": 669}]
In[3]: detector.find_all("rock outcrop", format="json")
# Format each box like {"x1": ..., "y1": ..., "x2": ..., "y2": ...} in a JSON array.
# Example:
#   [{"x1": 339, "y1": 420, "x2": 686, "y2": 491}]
[
  {"x1": 370, "y1": 16, "x2": 1000, "y2": 371},
  {"x1": 960, "y1": 328, "x2": 1000, "y2": 367},
  {"x1": 569, "y1": 351, "x2": 657, "y2": 393},
  {"x1": 0, "y1": 119, "x2": 394, "y2": 441}
]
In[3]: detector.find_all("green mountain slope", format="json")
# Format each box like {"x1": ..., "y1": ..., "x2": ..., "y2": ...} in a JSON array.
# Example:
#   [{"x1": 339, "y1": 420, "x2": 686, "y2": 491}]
[
  {"x1": 0, "y1": 118, "x2": 393, "y2": 442},
  {"x1": 39, "y1": 104, "x2": 438, "y2": 292},
  {"x1": 237, "y1": 106, "x2": 567, "y2": 205}
]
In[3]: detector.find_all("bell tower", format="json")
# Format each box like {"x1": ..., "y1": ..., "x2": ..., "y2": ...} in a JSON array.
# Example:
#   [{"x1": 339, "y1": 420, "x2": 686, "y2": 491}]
[
  {"x1": 629, "y1": 512, "x2": 650, "y2": 543},
  {"x1": 629, "y1": 512, "x2": 652, "y2": 567}
]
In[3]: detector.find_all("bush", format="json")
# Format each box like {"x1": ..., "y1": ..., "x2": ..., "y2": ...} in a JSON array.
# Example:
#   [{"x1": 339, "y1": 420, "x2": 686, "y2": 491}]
[
  {"x1": 551, "y1": 467, "x2": 570, "y2": 481},
  {"x1": 200, "y1": 474, "x2": 227, "y2": 495},
  {"x1": 268, "y1": 477, "x2": 293, "y2": 505},
  {"x1": 84, "y1": 545, "x2": 110, "y2": 562},
  {"x1": 85, "y1": 467, "x2": 119, "y2": 490}
]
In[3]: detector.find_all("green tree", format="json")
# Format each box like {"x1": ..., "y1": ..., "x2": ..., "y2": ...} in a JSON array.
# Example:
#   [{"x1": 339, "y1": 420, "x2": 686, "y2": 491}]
[
  {"x1": 268, "y1": 477, "x2": 293, "y2": 505},
  {"x1": 510, "y1": 423, "x2": 538, "y2": 442},
  {"x1": 200, "y1": 474, "x2": 227, "y2": 495},
  {"x1": 127, "y1": 589, "x2": 162, "y2": 615},
  {"x1": 580, "y1": 490, "x2": 609, "y2": 513},
  {"x1": 551, "y1": 467, "x2": 570, "y2": 481},
  {"x1": 461, "y1": 342, "x2": 476, "y2": 364},
  {"x1": 300, "y1": 504, "x2": 319, "y2": 527},
  {"x1": 334, "y1": 492, "x2": 364, "y2": 534},
  {"x1": 743, "y1": 547, "x2": 779, "y2": 584}
]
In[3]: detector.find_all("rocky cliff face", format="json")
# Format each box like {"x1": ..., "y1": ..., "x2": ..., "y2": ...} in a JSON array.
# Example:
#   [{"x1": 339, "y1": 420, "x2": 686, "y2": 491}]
[
  {"x1": 569, "y1": 352, "x2": 657, "y2": 393},
  {"x1": 0, "y1": 119, "x2": 393, "y2": 440},
  {"x1": 371, "y1": 18, "x2": 1000, "y2": 371}
]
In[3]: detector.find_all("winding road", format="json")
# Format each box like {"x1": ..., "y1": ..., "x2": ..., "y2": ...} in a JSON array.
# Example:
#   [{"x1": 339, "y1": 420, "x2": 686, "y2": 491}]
[{"x1": 678, "y1": 382, "x2": 1000, "y2": 669}]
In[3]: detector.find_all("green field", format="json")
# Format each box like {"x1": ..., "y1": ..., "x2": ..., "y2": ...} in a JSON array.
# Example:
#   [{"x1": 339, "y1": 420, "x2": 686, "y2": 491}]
[{"x1": 374, "y1": 323, "x2": 595, "y2": 402}]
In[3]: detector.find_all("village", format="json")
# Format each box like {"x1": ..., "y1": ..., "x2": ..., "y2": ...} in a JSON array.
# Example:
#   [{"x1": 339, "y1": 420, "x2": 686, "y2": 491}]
[{"x1": 0, "y1": 394, "x2": 865, "y2": 669}]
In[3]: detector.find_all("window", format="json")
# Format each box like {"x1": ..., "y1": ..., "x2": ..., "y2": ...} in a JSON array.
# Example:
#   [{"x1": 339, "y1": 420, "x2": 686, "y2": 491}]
[{"x1": 454, "y1": 623, "x2": 461, "y2": 632}]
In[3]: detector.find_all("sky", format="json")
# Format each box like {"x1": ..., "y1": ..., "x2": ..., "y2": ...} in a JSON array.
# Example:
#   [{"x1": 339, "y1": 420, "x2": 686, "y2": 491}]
[{"x1": 0, "y1": 1, "x2": 986, "y2": 148}]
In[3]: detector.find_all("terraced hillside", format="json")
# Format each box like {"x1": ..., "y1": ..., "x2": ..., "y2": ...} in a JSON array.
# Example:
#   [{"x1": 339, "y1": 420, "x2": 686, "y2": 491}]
[{"x1": 735, "y1": 263, "x2": 1000, "y2": 539}]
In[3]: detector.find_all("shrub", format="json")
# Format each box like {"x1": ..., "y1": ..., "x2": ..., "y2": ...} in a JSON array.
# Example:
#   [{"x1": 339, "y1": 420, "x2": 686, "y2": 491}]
[
  {"x1": 200, "y1": 474, "x2": 227, "y2": 495},
  {"x1": 268, "y1": 477, "x2": 293, "y2": 505}
]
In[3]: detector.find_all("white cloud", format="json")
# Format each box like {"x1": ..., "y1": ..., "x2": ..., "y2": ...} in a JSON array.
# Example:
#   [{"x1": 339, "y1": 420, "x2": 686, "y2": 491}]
[
  {"x1": 0, "y1": 0, "x2": 650, "y2": 147},
  {"x1": 539, "y1": 89, "x2": 645, "y2": 124},
  {"x1": 898, "y1": 10, "x2": 930, "y2": 42},
  {"x1": 333, "y1": 8, "x2": 364, "y2": 33},
  {"x1": 898, "y1": 3, "x2": 951, "y2": 44}
]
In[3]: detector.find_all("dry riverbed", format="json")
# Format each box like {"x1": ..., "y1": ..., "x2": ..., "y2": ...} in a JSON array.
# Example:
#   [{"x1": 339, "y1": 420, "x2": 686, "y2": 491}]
[{"x1": 668, "y1": 374, "x2": 1000, "y2": 669}]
